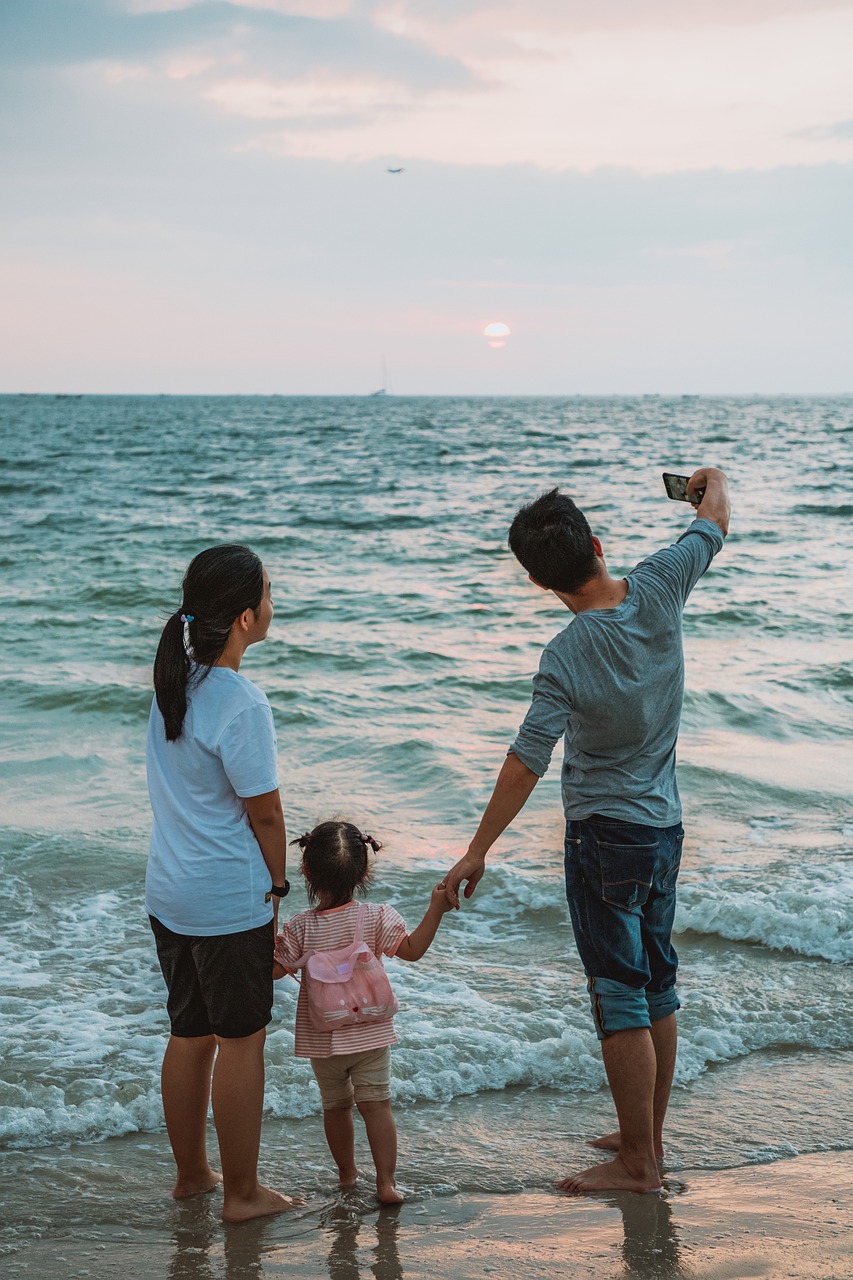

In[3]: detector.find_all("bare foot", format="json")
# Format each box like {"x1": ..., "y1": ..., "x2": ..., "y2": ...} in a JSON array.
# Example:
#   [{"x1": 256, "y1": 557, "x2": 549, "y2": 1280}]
[
  {"x1": 173, "y1": 1170, "x2": 223, "y2": 1199},
  {"x1": 222, "y1": 1184, "x2": 305, "y2": 1223},
  {"x1": 376, "y1": 1181, "x2": 404, "y2": 1205},
  {"x1": 587, "y1": 1130, "x2": 665, "y2": 1160},
  {"x1": 557, "y1": 1156, "x2": 662, "y2": 1195},
  {"x1": 338, "y1": 1166, "x2": 358, "y2": 1189}
]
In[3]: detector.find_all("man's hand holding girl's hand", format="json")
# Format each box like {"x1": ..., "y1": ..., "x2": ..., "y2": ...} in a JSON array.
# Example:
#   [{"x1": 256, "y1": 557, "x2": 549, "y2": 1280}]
[{"x1": 442, "y1": 850, "x2": 487, "y2": 908}]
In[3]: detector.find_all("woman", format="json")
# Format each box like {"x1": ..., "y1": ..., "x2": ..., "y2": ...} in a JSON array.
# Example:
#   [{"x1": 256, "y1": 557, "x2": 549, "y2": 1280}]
[{"x1": 146, "y1": 543, "x2": 301, "y2": 1222}]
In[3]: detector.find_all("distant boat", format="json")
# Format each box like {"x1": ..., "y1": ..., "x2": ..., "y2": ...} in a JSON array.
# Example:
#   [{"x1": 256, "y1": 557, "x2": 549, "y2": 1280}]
[
  {"x1": 386, "y1": 167, "x2": 405, "y2": 174},
  {"x1": 368, "y1": 357, "x2": 390, "y2": 397}
]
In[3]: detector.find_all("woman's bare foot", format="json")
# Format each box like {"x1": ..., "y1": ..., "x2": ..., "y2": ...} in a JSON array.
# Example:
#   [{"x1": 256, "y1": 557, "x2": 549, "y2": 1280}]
[
  {"x1": 222, "y1": 1184, "x2": 305, "y2": 1223},
  {"x1": 376, "y1": 1180, "x2": 404, "y2": 1205},
  {"x1": 587, "y1": 1130, "x2": 665, "y2": 1160},
  {"x1": 557, "y1": 1156, "x2": 662, "y2": 1195},
  {"x1": 173, "y1": 1170, "x2": 223, "y2": 1199}
]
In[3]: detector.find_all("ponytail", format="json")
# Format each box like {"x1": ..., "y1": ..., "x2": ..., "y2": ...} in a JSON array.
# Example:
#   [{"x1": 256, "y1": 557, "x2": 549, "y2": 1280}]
[
  {"x1": 153, "y1": 544, "x2": 264, "y2": 741},
  {"x1": 153, "y1": 611, "x2": 192, "y2": 741}
]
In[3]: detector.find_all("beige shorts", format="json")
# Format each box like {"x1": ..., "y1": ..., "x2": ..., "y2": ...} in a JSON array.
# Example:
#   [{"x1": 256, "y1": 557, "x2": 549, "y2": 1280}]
[{"x1": 310, "y1": 1046, "x2": 391, "y2": 1110}]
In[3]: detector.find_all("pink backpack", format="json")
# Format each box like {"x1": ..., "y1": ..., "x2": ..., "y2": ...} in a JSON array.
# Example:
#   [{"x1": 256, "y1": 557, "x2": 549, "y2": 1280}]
[{"x1": 296, "y1": 903, "x2": 400, "y2": 1033}]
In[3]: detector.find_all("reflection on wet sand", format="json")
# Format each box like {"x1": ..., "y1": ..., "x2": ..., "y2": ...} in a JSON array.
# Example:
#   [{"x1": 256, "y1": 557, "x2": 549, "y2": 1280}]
[
  {"x1": 324, "y1": 1201, "x2": 403, "y2": 1280},
  {"x1": 154, "y1": 1155, "x2": 853, "y2": 1280},
  {"x1": 163, "y1": 1194, "x2": 404, "y2": 1280},
  {"x1": 611, "y1": 1189, "x2": 684, "y2": 1278}
]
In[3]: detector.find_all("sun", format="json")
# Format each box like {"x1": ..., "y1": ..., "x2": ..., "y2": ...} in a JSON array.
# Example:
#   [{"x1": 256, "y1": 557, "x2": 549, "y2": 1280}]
[{"x1": 483, "y1": 321, "x2": 511, "y2": 349}]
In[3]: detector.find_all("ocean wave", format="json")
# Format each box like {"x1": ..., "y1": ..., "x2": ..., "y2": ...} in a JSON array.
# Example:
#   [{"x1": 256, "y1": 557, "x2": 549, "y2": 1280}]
[
  {"x1": 2, "y1": 849, "x2": 851, "y2": 1150},
  {"x1": 0, "y1": 677, "x2": 151, "y2": 718},
  {"x1": 675, "y1": 861, "x2": 853, "y2": 962},
  {"x1": 792, "y1": 503, "x2": 853, "y2": 518}
]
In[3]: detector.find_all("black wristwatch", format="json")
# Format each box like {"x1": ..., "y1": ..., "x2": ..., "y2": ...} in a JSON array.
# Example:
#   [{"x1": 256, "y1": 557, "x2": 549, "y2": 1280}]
[{"x1": 270, "y1": 880, "x2": 290, "y2": 898}]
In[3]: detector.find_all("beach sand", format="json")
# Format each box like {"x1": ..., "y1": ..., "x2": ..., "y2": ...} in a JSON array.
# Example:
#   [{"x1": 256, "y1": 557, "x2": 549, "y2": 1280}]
[{"x1": 3, "y1": 1142, "x2": 850, "y2": 1280}]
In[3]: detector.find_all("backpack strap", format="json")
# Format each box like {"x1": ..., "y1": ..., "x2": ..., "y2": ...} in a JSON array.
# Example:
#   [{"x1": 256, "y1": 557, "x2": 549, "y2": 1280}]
[
  {"x1": 353, "y1": 901, "x2": 367, "y2": 946},
  {"x1": 293, "y1": 901, "x2": 368, "y2": 969}
]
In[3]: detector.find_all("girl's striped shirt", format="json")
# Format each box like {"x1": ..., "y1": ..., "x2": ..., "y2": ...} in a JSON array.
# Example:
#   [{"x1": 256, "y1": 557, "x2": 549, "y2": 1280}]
[{"x1": 275, "y1": 900, "x2": 407, "y2": 1058}]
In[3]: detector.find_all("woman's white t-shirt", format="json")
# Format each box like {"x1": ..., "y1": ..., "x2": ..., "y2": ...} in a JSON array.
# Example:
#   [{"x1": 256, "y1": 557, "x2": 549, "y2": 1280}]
[{"x1": 145, "y1": 666, "x2": 279, "y2": 937}]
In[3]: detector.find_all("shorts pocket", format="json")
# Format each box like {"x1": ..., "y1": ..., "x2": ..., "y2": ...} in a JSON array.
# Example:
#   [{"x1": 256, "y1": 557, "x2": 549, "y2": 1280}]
[{"x1": 596, "y1": 838, "x2": 657, "y2": 910}]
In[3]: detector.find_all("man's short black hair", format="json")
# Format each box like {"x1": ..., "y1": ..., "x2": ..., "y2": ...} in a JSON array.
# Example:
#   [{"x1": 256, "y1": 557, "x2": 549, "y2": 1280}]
[{"x1": 508, "y1": 488, "x2": 598, "y2": 593}]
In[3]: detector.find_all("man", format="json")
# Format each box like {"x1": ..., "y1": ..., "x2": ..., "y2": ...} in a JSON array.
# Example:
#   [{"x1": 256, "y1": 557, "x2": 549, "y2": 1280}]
[{"x1": 444, "y1": 467, "x2": 730, "y2": 1193}]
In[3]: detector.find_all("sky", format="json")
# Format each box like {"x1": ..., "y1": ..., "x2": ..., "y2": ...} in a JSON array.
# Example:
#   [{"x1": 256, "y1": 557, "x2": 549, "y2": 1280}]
[{"x1": 2, "y1": 0, "x2": 852, "y2": 394}]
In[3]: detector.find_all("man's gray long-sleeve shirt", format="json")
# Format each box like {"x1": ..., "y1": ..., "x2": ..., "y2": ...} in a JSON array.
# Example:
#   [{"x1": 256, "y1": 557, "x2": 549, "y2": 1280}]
[{"x1": 509, "y1": 517, "x2": 725, "y2": 826}]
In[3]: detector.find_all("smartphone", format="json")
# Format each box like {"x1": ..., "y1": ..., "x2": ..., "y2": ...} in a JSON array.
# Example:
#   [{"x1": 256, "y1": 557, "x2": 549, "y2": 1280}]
[{"x1": 662, "y1": 472, "x2": 704, "y2": 504}]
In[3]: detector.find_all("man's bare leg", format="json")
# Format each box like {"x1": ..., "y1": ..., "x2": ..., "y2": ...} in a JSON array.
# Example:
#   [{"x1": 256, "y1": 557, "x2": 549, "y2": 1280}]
[
  {"x1": 588, "y1": 1014, "x2": 677, "y2": 1159},
  {"x1": 161, "y1": 1033, "x2": 222, "y2": 1198},
  {"x1": 212, "y1": 1029, "x2": 304, "y2": 1222},
  {"x1": 323, "y1": 1106, "x2": 359, "y2": 1187},
  {"x1": 559, "y1": 1026, "x2": 662, "y2": 1193}
]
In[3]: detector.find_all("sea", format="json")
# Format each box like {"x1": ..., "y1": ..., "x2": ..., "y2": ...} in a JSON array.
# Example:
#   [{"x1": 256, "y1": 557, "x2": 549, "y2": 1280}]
[{"x1": 1, "y1": 394, "x2": 851, "y2": 1262}]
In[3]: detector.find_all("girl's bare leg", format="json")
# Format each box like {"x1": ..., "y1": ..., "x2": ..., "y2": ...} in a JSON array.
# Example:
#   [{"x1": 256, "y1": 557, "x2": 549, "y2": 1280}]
[
  {"x1": 323, "y1": 1106, "x2": 358, "y2": 1186},
  {"x1": 357, "y1": 1100, "x2": 403, "y2": 1204},
  {"x1": 211, "y1": 1029, "x2": 304, "y2": 1222},
  {"x1": 161, "y1": 1033, "x2": 222, "y2": 1198}
]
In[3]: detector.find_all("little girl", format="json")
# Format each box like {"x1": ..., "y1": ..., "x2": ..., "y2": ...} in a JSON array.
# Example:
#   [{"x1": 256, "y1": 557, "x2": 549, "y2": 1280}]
[{"x1": 274, "y1": 820, "x2": 451, "y2": 1204}]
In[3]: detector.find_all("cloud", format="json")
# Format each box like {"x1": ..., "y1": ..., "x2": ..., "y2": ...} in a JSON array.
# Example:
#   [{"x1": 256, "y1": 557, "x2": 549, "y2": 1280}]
[
  {"x1": 799, "y1": 117, "x2": 853, "y2": 140},
  {"x1": 4, "y1": 2, "x2": 853, "y2": 173},
  {"x1": 234, "y1": 7, "x2": 853, "y2": 172}
]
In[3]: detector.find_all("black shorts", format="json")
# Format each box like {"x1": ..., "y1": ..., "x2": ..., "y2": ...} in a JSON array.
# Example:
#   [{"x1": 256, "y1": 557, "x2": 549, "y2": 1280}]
[{"x1": 150, "y1": 916, "x2": 275, "y2": 1039}]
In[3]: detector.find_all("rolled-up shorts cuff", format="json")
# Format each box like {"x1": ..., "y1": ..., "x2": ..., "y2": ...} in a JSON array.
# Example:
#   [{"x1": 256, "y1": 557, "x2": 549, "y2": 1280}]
[
  {"x1": 646, "y1": 987, "x2": 680, "y2": 1024},
  {"x1": 587, "y1": 976, "x2": 681, "y2": 1039}
]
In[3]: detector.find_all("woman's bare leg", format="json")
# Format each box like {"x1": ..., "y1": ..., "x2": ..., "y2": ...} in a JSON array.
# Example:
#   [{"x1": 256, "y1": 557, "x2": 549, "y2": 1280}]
[
  {"x1": 212, "y1": 1029, "x2": 304, "y2": 1222},
  {"x1": 161, "y1": 1033, "x2": 222, "y2": 1198}
]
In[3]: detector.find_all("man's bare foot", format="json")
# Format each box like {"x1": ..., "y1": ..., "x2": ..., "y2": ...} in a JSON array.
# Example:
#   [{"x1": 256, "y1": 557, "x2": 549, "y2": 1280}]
[
  {"x1": 222, "y1": 1184, "x2": 305, "y2": 1223},
  {"x1": 587, "y1": 1130, "x2": 665, "y2": 1160},
  {"x1": 557, "y1": 1156, "x2": 662, "y2": 1195},
  {"x1": 173, "y1": 1170, "x2": 223, "y2": 1199},
  {"x1": 376, "y1": 1180, "x2": 404, "y2": 1205},
  {"x1": 338, "y1": 1165, "x2": 358, "y2": 1189}
]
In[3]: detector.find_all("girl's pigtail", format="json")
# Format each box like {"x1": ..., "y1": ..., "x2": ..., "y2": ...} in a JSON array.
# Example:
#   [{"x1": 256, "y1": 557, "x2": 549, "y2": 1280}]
[{"x1": 153, "y1": 611, "x2": 192, "y2": 742}]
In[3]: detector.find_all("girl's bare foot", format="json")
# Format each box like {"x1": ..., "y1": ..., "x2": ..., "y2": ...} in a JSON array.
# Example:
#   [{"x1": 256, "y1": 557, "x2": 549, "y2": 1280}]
[
  {"x1": 587, "y1": 1130, "x2": 664, "y2": 1160},
  {"x1": 173, "y1": 1170, "x2": 223, "y2": 1199},
  {"x1": 338, "y1": 1165, "x2": 358, "y2": 1188},
  {"x1": 376, "y1": 1181, "x2": 404, "y2": 1205},
  {"x1": 222, "y1": 1184, "x2": 305, "y2": 1223}
]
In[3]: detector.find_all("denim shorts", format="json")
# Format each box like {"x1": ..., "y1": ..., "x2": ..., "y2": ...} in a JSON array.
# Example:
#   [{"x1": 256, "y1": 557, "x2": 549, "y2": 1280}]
[{"x1": 564, "y1": 814, "x2": 684, "y2": 1039}]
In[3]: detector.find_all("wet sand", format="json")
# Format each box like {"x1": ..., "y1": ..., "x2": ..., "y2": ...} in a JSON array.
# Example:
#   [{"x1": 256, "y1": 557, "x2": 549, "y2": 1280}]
[{"x1": 3, "y1": 1149, "x2": 851, "y2": 1279}]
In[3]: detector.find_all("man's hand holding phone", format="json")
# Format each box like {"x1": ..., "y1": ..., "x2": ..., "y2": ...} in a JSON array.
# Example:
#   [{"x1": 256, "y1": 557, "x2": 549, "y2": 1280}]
[{"x1": 663, "y1": 467, "x2": 730, "y2": 537}]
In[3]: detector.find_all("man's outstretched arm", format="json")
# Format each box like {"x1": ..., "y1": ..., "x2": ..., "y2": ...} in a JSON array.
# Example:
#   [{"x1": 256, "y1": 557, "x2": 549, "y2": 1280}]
[
  {"x1": 688, "y1": 466, "x2": 730, "y2": 537},
  {"x1": 444, "y1": 752, "x2": 540, "y2": 907}
]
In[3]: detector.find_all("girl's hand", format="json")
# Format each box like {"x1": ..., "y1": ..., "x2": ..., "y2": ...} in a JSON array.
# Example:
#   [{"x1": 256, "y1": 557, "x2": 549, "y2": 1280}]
[
  {"x1": 272, "y1": 959, "x2": 298, "y2": 980},
  {"x1": 431, "y1": 881, "x2": 456, "y2": 915}
]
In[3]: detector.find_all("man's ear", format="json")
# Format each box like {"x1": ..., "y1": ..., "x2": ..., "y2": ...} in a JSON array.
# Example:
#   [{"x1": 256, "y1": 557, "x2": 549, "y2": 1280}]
[
  {"x1": 527, "y1": 573, "x2": 549, "y2": 592},
  {"x1": 592, "y1": 535, "x2": 604, "y2": 556}
]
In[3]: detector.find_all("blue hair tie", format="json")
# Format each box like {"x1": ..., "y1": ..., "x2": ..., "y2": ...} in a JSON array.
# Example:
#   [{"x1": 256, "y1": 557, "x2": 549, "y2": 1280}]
[{"x1": 180, "y1": 613, "x2": 194, "y2": 623}]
